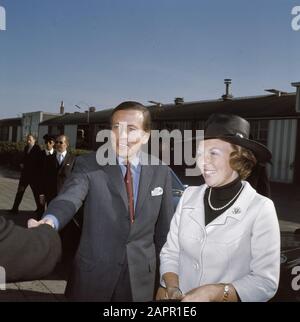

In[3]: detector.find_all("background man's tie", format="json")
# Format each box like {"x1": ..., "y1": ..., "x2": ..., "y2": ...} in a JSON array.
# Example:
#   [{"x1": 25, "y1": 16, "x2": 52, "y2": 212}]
[
  {"x1": 124, "y1": 163, "x2": 135, "y2": 224},
  {"x1": 58, "y1": 154, "x2": 63, "y2": 165}
]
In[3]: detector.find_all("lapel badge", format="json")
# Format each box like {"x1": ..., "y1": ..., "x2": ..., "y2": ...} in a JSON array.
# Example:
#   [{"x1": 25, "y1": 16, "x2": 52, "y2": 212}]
[{"x1": 232, "y1": 207, "x2": 241, "y2": 215}]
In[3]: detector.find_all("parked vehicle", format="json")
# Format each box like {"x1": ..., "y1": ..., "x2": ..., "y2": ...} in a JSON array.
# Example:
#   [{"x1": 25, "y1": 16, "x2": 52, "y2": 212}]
[{"x1": 272, "y1": 230, "x2": 300, "y2": 301}]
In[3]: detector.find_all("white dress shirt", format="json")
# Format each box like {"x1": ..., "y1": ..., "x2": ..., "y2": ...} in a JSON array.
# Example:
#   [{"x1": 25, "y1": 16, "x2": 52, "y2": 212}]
[
  {"x1": 57, "y1": 151, "x2": 67, "y2": 165},
  {"x1": 45, "y1": 149, "x2": 54, "y2": 156}
]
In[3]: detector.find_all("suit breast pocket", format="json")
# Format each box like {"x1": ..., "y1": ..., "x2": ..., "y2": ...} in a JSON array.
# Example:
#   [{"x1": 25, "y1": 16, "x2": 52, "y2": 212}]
[
  {"x1": 151, "y1": 187, "x2": 164, "y2": 197},
  {"x1": 150, "y1": 194, "x2": 163, "y2": 204}
]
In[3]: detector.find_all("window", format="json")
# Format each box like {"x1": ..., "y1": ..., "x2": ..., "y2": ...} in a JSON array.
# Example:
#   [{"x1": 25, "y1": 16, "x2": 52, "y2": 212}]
[
  {"x1": 249, "y1": 120, "x2": 269, "y2": 146},
  {"x1": 0, "y1": 126, "x2": 9, "y2": 141}
]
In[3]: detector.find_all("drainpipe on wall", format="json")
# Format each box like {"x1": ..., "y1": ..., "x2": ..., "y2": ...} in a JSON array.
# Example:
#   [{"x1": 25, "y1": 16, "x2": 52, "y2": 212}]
[{"x1": 291, "y1": 82, "x2": 300, "y2": 112}]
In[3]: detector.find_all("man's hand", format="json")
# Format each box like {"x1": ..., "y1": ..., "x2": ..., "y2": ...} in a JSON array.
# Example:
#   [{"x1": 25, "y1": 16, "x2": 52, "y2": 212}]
[
  {"x1": 28, "y1": 218, "x2": 55, "y2": 229},
  {"x1": 166, "y1": 286, "x2": 184, "y2": 300},
  {"x1": 156, "y1": 286, "x2": 183, "y2": 301},
  {"x1": 155, "y1": 286, "x2": 168, "y2": 300}
]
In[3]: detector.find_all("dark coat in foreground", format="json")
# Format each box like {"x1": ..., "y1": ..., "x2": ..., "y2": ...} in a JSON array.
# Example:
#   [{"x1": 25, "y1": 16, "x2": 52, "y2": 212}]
[{"x1": 0, "y1": 216, "x2": 62, "y2": 282}]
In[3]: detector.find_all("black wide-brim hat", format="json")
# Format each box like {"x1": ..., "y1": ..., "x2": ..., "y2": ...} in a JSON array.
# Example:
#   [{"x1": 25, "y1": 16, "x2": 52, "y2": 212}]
[{"x1": 204, "y1": 114, "x2": 272, "y2": 163}]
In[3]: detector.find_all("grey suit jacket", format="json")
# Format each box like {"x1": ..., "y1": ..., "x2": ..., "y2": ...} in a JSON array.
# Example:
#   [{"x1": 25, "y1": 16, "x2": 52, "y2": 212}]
[{"x1": 45, "y1": 152, "x2": 174, "y2": 301}]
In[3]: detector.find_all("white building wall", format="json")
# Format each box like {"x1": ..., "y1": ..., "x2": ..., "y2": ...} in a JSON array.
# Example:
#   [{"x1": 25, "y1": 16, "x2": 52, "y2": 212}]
[
  {"x1": 64, "y1": 125, "x2": 77, "y2": 149},
  {"x1": 22, "y1": 112, "x2": 43, "y2": 139}
]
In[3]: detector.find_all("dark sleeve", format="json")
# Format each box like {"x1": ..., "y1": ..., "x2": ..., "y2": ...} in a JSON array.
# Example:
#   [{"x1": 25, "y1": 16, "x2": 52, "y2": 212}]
[
  {"x1": 154, "y1": 166, "x2": 174, "y2": 254},
  {"x1": 154, "y1": 166, "x2": 174, "y2": 293},
  {"x1": 71, "y1": 154, "x2": 76, "y2": 170},
  {"x1": 34, "y1": 145, "x2": 43, "y2": 170},
  {"x1": 37, "y1": 150, "x2": 46, "y2": 194},
  {"x1": 45, "y1": 156, "x2": 90, "y2": 230},
  {"x1": 66, "y1": 154, "x2": 76, "y2": 178},
  {"x1": 0, "y1": 217, "x2": 62, "y2": 282},
  {"x1": 20, "y1": 146, "x2": 27, "y2": 165}
]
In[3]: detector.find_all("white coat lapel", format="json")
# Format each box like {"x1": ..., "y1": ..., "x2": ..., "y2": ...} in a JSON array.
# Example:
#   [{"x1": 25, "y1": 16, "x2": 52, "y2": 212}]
[{"x1": 182, "y1": 185, "x2": 207, "y2": 227}]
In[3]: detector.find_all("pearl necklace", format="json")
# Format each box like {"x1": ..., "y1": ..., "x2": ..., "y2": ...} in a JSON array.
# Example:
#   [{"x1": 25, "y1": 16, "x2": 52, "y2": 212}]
[{"x1": 208, "y1": 184, "x2": 244, "y2": 211}]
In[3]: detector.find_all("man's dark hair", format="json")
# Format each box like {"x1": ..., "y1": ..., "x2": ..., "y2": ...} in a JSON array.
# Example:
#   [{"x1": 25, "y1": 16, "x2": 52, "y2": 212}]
[{"x1": 110, "y1": 101, "x2": 151, "y2": 132}]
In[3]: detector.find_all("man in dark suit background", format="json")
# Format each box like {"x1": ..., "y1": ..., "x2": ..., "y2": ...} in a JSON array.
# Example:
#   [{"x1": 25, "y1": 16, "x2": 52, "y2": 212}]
[
  {"x1": 10, "y1": 134, "x2": 43, "y2": 214},
  {"x1": 39, "y1": 134, "x2": 76, "y2": 265},
  {"x1": 39, "y1": 134, "x2": 75, "y2": 206},
  {"x1": 53, "y1": 135, "x2": 76, "y2": 194},
  {"x1": 0, "y1": 216, "x2": 61, "y2": 282},
  {"x1": 37, "y1": 134, "x2": 56, "y2": 214},
  {"x1": 29, "y1": 101, "x2": 174, "y2": 302}
]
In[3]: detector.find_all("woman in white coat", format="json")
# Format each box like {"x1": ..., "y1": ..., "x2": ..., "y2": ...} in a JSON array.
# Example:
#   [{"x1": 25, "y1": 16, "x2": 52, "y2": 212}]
[{"x1": 157, "y1": 114, "x2": 280, "y2": 302}]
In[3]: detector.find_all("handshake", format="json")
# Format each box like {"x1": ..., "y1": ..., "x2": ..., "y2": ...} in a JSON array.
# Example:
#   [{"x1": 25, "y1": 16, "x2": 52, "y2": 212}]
[{"x1": 27, "y1": 217, "x2": 55, "y2": 229}]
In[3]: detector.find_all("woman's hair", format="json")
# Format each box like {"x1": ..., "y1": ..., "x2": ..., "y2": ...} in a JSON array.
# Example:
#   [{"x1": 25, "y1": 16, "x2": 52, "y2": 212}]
[{"x1": 229, "y1": 144, "x2": 257, "y2": 180}]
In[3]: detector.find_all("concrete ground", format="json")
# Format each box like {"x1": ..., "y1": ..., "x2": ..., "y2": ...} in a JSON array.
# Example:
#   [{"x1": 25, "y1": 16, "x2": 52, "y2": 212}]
[{"x1": 0, "y1": 165, "x2": 299, "y2": 301}]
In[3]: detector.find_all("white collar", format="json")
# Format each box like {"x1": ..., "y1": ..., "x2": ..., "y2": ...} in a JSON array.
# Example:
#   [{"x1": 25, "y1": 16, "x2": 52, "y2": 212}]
[
  {"x1": 46, "y1": 149, "x2": 54, "y2": 155},
  {"x1": 181, "y1": 181, "x2": 257, "y2": 228},
  {"x1": 57, "y1": 150, "x2": 67, "y2": 158}
]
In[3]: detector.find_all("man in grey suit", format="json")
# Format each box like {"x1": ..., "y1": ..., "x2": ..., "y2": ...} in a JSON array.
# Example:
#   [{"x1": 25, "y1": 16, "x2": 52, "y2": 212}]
[{"x1": 29, "y1": 101, "x2": 174, "y2": 302}]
